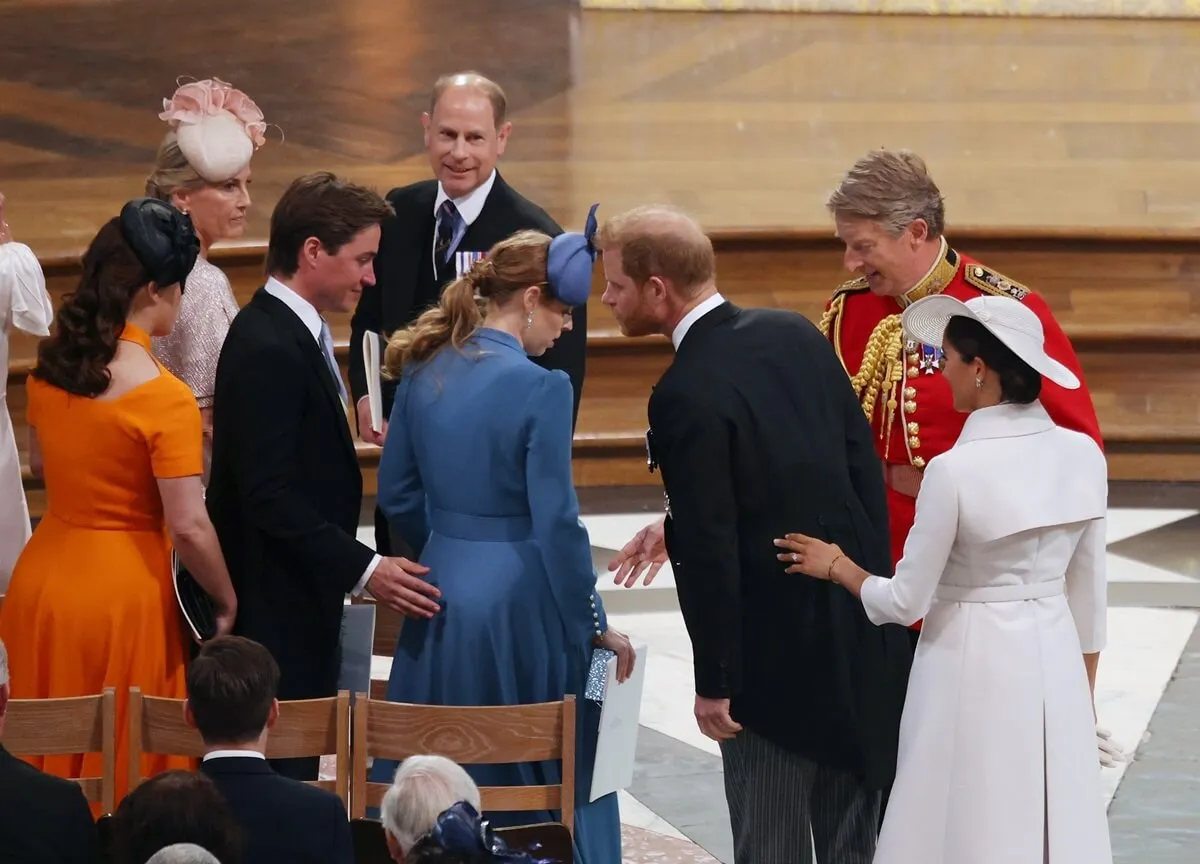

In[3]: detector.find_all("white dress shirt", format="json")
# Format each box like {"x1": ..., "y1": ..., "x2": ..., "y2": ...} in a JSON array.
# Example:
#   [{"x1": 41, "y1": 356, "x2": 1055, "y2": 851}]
[
  {"x1": 202, "y1": 749, "x2": 266, "y2": 762},
  {"x1": 264, "y1": 277, "x2": 379, "y2": 596},
  {"x1": 671, "y1": 291, "x2": 726, "y2": 350}
]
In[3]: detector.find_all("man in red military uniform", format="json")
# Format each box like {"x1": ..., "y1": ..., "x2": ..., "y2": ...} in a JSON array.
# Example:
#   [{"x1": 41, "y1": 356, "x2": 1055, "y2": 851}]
[{"x1": 822, "y1": 149, "x2": 1103, "y2": 605}]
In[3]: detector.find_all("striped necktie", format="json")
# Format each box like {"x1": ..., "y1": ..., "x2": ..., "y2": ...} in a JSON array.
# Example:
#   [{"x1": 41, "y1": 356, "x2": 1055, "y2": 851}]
[{"x1": 319, "y1": 318, "x2": 348, "y2": 407}]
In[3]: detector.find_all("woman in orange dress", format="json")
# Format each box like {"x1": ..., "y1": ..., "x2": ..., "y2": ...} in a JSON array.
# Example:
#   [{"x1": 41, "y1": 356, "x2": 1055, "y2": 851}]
[{"x1": 0, "y1": 199, "x2": 237, "y2": 810}]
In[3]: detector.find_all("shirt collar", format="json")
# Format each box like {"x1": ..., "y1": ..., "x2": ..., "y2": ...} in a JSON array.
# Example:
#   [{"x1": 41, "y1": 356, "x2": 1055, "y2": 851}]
[
  {"x1": 433, "y1": 169, "x2": 497, "y2": 226},
  {"x1": 671, "y1": 292, "x2": 726, "y2": 350},
  {"x1": 264, "y1": 276, "x2": 322, "y2": 342},
  {"x1": 203, "y1": 749, "x2": 267, "y2": 761}
]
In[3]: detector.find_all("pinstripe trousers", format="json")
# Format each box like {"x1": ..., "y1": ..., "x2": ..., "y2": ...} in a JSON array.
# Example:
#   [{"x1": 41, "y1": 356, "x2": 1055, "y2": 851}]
[{"x1": 720, "y1": 729, "x2": 880, "y2": 863}]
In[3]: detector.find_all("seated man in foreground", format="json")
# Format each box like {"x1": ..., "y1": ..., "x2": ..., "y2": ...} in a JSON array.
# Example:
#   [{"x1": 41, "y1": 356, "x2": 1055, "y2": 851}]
[{"x1": 187, "y1": 635, "x2": 354, "y2": 864}]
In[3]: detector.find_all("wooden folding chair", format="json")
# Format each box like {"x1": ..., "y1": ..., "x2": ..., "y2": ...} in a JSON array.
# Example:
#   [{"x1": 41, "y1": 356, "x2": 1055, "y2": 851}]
[
  {"x1": 1, "y1": 688, "x2": 117, "y2": 813},
  {"x1": 127, "y1": 687, "x2": 352, "y2": 806},
  {"x1": 351, "y1": 696, "x2": 576, "y2": 835},
  {"x1": 349, "y1": 596, "x2": 403, "y2": 701}
]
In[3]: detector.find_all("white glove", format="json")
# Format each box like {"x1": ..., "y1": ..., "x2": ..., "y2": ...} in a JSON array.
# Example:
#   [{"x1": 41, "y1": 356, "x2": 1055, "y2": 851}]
[{"x1": 1097, "y1": 724, "x2": 1127, "y2": 768}]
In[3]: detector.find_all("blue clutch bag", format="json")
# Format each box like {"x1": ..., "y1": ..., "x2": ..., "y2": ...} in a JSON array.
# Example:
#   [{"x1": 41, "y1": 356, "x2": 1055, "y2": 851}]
[{"x1": 585, "y1": 648, "x2": 616, "y2": 703}]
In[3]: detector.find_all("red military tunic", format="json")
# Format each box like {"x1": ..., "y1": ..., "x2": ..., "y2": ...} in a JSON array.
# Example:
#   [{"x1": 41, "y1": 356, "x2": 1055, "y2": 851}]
[{"x1": 820, "y1": 241, "x2": 1103, "y2": 612}]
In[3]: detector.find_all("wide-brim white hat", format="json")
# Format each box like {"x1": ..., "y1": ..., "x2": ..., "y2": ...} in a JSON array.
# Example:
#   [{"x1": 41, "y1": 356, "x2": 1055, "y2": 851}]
[{"x1": 901, "y1": 293, "x2": 1080, "y2": 390}]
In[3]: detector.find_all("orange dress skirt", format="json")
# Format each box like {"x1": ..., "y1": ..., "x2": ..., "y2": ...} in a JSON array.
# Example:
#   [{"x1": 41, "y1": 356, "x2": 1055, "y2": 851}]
[{"x1": 0, "y1": 325, "x2": 201, "y2": 812}]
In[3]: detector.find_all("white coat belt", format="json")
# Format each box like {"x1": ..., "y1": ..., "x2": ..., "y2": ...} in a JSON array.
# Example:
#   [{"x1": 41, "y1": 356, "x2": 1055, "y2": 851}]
[{"x1": 935, "y1": 578, "x2": 1065, "y2": 603}]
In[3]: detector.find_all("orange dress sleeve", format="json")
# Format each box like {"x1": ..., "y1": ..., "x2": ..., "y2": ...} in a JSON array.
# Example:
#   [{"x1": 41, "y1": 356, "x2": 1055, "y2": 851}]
[{"x1": 145, "y1": 377, "x2": 204, "y2": 479}]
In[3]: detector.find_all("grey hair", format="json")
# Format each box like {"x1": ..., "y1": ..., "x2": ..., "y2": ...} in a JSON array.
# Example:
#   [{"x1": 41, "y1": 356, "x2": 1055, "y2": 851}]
[
  {"x1": 380, "y1": 754, "x2": 481, "y2": 851},
  {"x1": 826, "y1": 148, "x2": 946, "y2": 238},
  {"x1": 145, "y1": 843, "x2": 223, "y2": 864},
  {"x1": 0, "y1": 637, "x2": 7, "y2": 689}
]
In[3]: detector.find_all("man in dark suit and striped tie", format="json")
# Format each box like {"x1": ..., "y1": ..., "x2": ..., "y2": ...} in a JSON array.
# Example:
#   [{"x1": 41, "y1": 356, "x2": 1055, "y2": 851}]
[
  {"x1": 599, "y1": 204, "x2": 912, "y2": 863},
  {"x1": 349, "y1": 71, "x2": 584, "y2": 557}
]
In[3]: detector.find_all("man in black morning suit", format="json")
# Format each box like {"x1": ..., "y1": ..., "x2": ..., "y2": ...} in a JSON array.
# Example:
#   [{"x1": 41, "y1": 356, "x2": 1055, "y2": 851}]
[
  {"x1": 188, "y1": 636, "x2": 353, "y2": 864},
  {"x1": 0, "y1": 637, "x2": 101, "y2": 864},
  {"x1": 598, "y1": 206, "x2": 912, "y2": 864},
  {"x1": 207, "y1": 173, "x2": 442, "y2": 781},
  {"x1": 349, "y1": 72, "x2": 583, "y2": 554}
]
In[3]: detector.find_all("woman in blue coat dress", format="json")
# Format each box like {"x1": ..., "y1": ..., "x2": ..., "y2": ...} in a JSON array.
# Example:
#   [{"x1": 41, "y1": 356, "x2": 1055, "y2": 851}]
[{"x1": 370, "y1": 205, "x2": 635, "y2": 864}]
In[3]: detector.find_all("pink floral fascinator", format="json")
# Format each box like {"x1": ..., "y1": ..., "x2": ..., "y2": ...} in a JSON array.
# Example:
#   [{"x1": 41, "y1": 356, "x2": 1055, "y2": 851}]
[{"x1": 158, "y1": 78, "x2": 269, "y2": 183}]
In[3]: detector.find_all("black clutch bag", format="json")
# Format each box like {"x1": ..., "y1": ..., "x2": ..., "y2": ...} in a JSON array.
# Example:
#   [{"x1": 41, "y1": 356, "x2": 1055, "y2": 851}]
[{"x1": 172, "y1": 551, "x2": 218, "y2": 643}]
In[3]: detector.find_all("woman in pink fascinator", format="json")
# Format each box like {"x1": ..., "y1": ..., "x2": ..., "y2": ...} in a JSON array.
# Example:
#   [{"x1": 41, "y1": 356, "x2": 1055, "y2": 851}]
[{"x1": 146, "y1": 78, "x2": 271, "y2": 481}]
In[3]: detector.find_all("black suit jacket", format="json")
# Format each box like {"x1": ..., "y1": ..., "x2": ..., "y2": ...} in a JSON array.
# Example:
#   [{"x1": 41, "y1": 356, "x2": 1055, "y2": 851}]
[
  {"x1": 348, "y1": 173, "x2": 586, "y2": 427},
  {"x1": 0, "y1": 745, "x2": 100, "y2": 864},
  {"x1": 207, "y1": 289, "x2": 374, "y2": 700},
  {"x1": 647, "y1": 302, "x2": 912, "y2": 789},
  {"x1": 200, "y1": 756, "x2": 353, "y2": 864}
]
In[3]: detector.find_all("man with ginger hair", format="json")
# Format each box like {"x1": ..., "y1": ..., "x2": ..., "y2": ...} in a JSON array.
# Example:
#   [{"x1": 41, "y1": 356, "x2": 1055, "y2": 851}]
[
  {"x1": 349, "y1": 72, "x2": 580, "y2": 556},
  {"x1": 820, "y1": 149, "x2": 1102, "y2": 638},
  {"x1": 598, "y1": 205, "x2": 911, "y2": 863}
]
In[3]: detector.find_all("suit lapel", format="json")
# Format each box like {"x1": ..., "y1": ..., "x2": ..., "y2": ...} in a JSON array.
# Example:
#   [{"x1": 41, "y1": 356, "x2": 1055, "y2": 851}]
[{"x1": 253, "y1": 290, "x2": 358, "y2": 467}]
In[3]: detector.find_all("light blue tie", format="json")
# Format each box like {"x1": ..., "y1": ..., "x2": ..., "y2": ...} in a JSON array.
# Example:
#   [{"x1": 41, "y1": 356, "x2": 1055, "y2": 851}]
[{"x1": 319, "y1": 318, "x2": 348, "y2": 406}]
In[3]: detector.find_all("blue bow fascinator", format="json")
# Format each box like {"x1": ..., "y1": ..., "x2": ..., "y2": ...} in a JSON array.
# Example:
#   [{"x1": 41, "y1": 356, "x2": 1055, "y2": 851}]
[
  {"x1": 545, "y1": 203, "x2": 600, "y2": 307},
  {"x1": 427, "y1": 801, "x2": 551, "y2": 863}
]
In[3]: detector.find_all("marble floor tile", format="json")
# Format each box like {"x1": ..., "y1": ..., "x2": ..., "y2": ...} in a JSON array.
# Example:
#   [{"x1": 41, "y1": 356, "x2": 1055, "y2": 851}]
[
  {"x1": 619, "y1": 789, "x2": 689, "y2": 840},
  {"x1": 622, "y1": 824, "x2": 720, "y2": 863},
  {"x1": 1104, "y1": 507, "x2": 1198, "y2": 546},
  {"x1": 1093, "y1": 608, "x2": 1200, "y2": 805}
]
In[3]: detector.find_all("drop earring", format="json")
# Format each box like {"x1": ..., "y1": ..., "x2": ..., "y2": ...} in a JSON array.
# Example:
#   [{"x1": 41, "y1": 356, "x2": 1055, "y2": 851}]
[
  {"x1": 525, "y1": 311, "x2": 534, "y2": 330},
  {"x1": 974, "y1": 377, "x2": 983, "y2": 388}
]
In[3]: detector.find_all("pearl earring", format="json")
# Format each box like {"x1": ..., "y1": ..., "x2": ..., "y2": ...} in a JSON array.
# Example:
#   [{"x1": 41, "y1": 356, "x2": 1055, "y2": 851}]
[{"x1": 525, "y1": 311, "x2": 534, "y2": 330}]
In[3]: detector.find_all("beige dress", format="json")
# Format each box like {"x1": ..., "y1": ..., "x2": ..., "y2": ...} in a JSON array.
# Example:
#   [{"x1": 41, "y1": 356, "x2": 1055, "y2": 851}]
[
  {"x1": 151, "y1": 254, "x2": 239, "y2": 481},
  {"x1": 0, "y1": 241, "x2": 53, "y2": 590}
]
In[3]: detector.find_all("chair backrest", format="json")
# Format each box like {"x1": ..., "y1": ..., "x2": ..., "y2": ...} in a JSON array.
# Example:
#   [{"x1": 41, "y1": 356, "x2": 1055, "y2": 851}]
[
  {"x1": 351, "y1": 695, "x2": 576, "y2": 834},
  {"x1": 128, "y1": 687, "x2": 352, "y2": 806},
  {"x1": 2, "y1": 688, "x2": 117, "y2": 813},
  {"x1": 350, "y1": 596, "x2": 405, "y2": 659},
  {"x1": 348, "y1": 596, "x2": 402, "y2": 701}
]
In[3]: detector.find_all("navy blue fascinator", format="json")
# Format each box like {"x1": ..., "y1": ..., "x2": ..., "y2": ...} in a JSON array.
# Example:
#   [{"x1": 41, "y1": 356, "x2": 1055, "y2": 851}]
[
  {"x1": 545, "y1": 203, "x2": 599, "y2": 307},
  {"x1": 426, "y1": 801, "x2": 550, "y2": 863}
]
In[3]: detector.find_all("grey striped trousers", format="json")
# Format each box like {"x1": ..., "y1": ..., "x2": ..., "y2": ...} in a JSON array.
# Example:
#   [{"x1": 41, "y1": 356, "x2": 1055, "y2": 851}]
[{"x1": 720, "y1": 729, "x2": 880, "y2": 864}]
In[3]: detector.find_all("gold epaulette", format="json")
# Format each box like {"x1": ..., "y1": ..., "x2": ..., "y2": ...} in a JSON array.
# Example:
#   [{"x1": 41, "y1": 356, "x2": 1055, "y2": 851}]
[
  {"x1": 963, "y1": 263, "x2": 1030, "y2": 301},
  {"x1": 818, "y1": 276, "x2": 869, "y2": 339},
  {"x1": 833, "y1": 275, "x2": 870, "y2": 298}
]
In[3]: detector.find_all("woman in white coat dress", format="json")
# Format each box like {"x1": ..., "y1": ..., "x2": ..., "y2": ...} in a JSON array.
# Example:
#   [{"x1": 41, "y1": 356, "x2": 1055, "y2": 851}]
[
  {"x1": 0, "y1": 195, "x2": 54, "y2": 590},
  {"x1": 775, "y1": 293, "x2": 1114, "y2": 864}
]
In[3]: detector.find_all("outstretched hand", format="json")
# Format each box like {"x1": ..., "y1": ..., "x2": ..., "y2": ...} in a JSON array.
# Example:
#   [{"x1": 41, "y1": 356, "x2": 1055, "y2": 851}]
[{"x1": 609, "y1": 517, "x2": 668, "y2": 587}]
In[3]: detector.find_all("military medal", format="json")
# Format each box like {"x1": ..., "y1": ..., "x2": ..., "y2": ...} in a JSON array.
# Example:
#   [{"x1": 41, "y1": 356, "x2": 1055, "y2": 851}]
[{"x1": 454, "y1": 250, "x2": 485, "y2": 278}]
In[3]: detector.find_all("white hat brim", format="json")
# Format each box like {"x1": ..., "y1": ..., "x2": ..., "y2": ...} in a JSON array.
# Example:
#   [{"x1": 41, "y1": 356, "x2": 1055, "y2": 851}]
[{"x1": 901, "y1": 294, "x2": 1081, "y2": 390}]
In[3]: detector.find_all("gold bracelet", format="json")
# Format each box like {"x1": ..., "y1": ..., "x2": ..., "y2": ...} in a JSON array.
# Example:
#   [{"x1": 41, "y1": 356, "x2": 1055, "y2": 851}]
[{"x1": 827, "y1": 554, "x2": 845, "y2": 582}]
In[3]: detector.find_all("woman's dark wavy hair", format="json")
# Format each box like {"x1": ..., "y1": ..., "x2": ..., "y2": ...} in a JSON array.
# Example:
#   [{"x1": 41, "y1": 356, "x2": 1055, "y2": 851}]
[
  {"x1": 944, "y1": 314, "x2": 1042, "y2": 404},
  {"x1": 33, "y1": 218, "x2": 155, "y2": 398}
]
